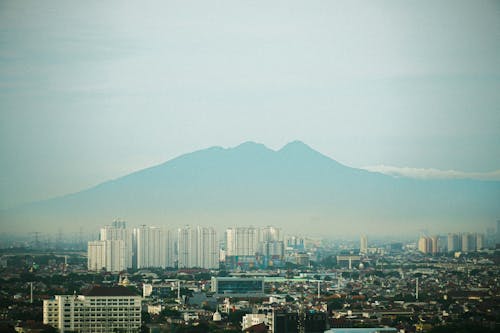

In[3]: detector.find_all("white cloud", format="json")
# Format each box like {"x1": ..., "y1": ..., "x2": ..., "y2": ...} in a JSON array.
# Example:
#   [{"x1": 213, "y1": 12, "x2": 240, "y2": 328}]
[{"x1": 362, "y1": 165, "x2": 500, "y2": 181}]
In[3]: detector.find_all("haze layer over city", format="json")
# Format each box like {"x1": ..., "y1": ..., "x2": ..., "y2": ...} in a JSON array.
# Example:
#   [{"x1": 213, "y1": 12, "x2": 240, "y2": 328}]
[{"x1": 1, "y1": 0, "x2": 499, "y2": 237}]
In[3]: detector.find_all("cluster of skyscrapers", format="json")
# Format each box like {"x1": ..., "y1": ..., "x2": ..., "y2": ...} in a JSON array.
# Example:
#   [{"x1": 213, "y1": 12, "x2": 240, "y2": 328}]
[
  {"x1": 88, "y1": 221, "x2": 286, "y2": 272},
  {"x1": 447, "y1": 232, "x2": 484, "y2": 252},
  {"x1": 88, "y1": 221, "x2": 216, "y2": 272},
  {"x1": 225, "y1": 226, "x2": 284, "y2": 268},
  {"x1": 417, "y1": 232, "x2": 485, "y2": 254}
]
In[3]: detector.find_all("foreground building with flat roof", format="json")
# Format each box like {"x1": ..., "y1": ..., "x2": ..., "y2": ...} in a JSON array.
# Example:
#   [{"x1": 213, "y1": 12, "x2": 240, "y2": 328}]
[{"x1": 43, "y1": 286, "x2": 141, "y2": 332}]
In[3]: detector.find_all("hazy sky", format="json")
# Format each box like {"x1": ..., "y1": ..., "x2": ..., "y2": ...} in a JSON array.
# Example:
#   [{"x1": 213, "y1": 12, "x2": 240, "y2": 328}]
[{"x1": 1, "y1": 0, "x2": 499, "y2": 209}]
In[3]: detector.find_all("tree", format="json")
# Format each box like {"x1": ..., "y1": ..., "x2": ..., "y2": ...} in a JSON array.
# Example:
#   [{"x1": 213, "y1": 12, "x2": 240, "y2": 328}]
[
  {"x1": 228, "y1": 310, "x2": 248, "y2": 328},
  {"x1": 327, "y1": 299, "x2": 344, "y2": 311}
]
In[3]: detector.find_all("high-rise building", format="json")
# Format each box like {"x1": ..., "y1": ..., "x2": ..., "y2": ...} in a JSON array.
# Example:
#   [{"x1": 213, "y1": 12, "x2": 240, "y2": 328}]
[
  {"x1": 43, "y1": 286, "x2": 141, "y2": 332},
  {"x1": 134, "y1": 225, "x2": 174, "y2": 268},
  {"x1": 87, "y1": 239, "x2": 125, "y2": 272},
  {"x1": 163, "y1": 228, "x2": 176, "y2": 268},
  {"x1": 461, "y1": 233, "x2": 478, "y2": 252},
  {"x1": 226, "y1": 227, "x2": 260, "y2": 257},
  {"x1": 197, "y1": 226, "x2": 218, "y2": 269},
  {"x1": 178, "y1": 226, "x2": 218, "y2": 269},
  {"x1": 476, "y1": 233, "x2": 484, "y2": 250},
  {"x1": 260, "y1": 226, "x2": 281, "y2": 242},
  {"x1": 178, "y1": 226, "x2": 197, "y2": 268},
  {"x1": 418, "y1": 236, "x2": 438, "y2": 254},
  {"x1": 100, "y1": 220, "x2": 133, "y2": 269},
  {"x1": 258, "y1": 240, "x2": 284, "y2": 258},
  {"x1": 418, "y1": 236, "x2": 429, "y2": 253},
  {"x1": 360, "y1": 235, "x2": 368, "y2": 254},
  {"x1": 87, "y1": 241, "x2": 105, "y2": 271},
  {"x1": 285, "y1": 235, "x2": 305, "y2": 250},
  {"x1": 430, "y1": 235, "x2": 439, "y2": 255},
  {"x1": 447, "y1": 233, "x2": 460, "y2": 252}
]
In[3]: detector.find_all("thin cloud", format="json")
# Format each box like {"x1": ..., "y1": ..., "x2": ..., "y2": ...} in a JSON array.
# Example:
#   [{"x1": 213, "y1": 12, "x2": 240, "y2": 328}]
[{"x1": 362, "y1": 165, "x2": 500, "y2": 181}]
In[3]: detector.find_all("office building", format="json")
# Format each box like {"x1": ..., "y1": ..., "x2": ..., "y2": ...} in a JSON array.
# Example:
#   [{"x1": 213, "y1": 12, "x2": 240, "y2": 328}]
[
  {"x1": 43, "y1": 286, "x2": 141, "y2": 332},
  {"x1": 211, "y1": 277, "x2": 265, "y2": 297}
]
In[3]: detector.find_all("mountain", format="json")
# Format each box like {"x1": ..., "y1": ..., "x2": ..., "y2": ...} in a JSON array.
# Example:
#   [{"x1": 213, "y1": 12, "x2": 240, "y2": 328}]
[{"x1": 1, "y1": 141, "x2": 499, "y2": 235}]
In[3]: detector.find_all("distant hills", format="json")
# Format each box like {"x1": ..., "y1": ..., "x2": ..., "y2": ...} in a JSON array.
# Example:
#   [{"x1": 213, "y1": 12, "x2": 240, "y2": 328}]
[{"x1": 1, "y1": 141, "x2": 499, "y2": 235}]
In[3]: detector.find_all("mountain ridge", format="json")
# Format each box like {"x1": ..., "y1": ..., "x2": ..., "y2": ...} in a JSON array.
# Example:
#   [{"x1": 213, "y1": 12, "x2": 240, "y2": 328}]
[{"x1": 1, "y1": 141, "x2": 499, "y2": 235}]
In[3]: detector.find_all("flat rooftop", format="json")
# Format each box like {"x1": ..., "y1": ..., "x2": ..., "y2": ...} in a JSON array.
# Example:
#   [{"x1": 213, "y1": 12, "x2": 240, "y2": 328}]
[{"x1": 84, "y1": 286, "x2": 138, "y2": 297}]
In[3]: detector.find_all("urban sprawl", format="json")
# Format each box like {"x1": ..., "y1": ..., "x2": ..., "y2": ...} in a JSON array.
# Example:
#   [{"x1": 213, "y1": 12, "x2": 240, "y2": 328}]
[{"x1": 1, "y1": 220, "x2": 499, "y2": 333}]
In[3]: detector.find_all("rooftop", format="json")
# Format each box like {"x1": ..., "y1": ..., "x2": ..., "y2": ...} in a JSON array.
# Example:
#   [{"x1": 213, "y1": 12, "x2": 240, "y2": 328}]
[{"x1": 84, "y1": 286, "x2": 138, "y2": 297}]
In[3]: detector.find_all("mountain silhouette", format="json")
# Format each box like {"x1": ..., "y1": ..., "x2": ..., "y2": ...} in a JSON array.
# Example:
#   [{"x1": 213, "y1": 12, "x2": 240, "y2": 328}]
[{"x1": 1, "y1": 141, "x2": 499, "y2": 235}]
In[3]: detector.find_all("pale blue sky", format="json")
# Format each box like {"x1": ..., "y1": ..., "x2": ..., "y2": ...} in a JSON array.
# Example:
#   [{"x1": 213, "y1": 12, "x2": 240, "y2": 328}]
[{"x1": 1, "y1": 0, "x2": 499, "y2": 209}]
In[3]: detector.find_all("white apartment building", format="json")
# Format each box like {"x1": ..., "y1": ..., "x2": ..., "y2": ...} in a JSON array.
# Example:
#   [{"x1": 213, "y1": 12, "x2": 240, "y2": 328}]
[
  {"x1": 197, "y1": 226, "x2": 218, "y2": 269},
  {"x1": 43, "y1": 286, "x2": 141, "y2": 333},
  {"x1": 134, "y1": 225, "x2": 174, "y2": 268},
  {"x1": 260, "y1": 226, "x2": 281, "y2": 242},
  {"x1": 226, "y1": 227, "x2": 260, "y2": 256},
  {"x1": 87, "y1": 239, "x2": 126, "y2": 272},
  {"x1": 178, "y1": 226, "x2": 218, "y2": 269},
  {"x1": 178, "y1": 226, "x2": 197, "y2": 268},
  {"x1": 87, "y1": 241, "x2": 105, "y2": 271},
  {"x1": 100, "y1": 220, "x2": 133, "y2": 269},
  {"x1": 226, "y1": 226, "x2": 283, "y2": 258}
]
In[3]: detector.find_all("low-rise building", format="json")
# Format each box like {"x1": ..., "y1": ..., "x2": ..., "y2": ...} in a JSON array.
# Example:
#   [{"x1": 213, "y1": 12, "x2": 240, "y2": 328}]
[
  {"x1": 211, "y1": 277, "x2": 265, "y2": 297},
  {"x1": 43, "y1": 286, "x2": 141, "y2": 332}
]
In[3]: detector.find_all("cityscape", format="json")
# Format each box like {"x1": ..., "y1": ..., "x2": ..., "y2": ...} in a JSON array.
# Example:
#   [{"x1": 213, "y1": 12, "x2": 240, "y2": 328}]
[
  {"x1": 0, "y1": 220, "x2": 499, "y2": 332},
  {"x1": 1, "y1": 1, "x2": 499, "y2": 333}
]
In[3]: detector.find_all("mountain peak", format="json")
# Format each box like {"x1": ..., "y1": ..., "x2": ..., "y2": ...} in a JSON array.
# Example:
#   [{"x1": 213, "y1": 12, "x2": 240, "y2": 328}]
[
  {"x1": 234, "y1": 141, "x2": 268, "y2": 150},
  {"x1": 279, "y1": 140, "x2": 311, "y2": 151}
]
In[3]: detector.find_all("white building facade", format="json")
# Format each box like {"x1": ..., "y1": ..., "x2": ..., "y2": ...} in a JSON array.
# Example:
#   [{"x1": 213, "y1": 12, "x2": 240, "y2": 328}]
[
  {"x1": 87, "y1": 239, "x2": 126, "y2": 272},
  {"x1": 226, "y1": 227, "x2": 260, "y2": 256},
  {"x1": 134, "y1": 225, "x2": 174, "y2": 268},
  {"x1": 43, "y1": 286, "x2": 141, "y2": 333},
  {"x1": 178, "y1": 226, "x2": 218, "y2": 269},
  {"x1": 100, "y1": 220, "x2": 133, "y2": 269}
]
